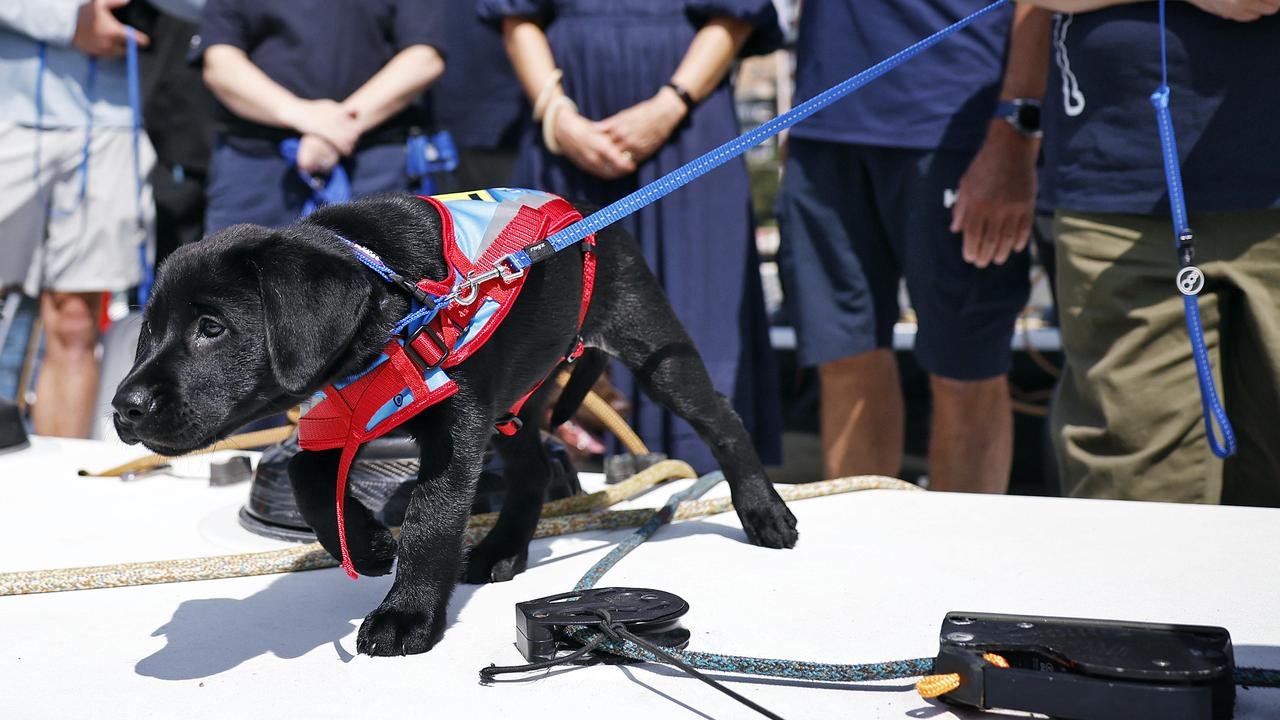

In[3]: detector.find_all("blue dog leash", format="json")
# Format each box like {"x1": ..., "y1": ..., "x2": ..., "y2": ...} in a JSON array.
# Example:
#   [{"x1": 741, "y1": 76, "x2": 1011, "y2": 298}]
[
  {"x1": 34, "y1": 29, "x2": 152, "y2": 303},
  {"x1": 1149, "y1": 0, "x2": 1235, "y2": 458},
  {"x1": 360, "y1": 0, "x2": 1013, "y2": 336},
  {"x1": 279, "y1": 138, "x2": 354, "y2": 217}
]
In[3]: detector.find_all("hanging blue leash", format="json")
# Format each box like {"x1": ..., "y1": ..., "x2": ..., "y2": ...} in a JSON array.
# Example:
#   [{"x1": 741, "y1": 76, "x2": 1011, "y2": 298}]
[
  {"x1": 1149, "y1": 0, "x2": 1235, "y2": 458},
  {"x1": 279, "y1": 138, "x2": 354, "y2": 217},
  {"x1": 33, "y1": 31, "x2": 152, "y2": 304},
  {"x1": 127, "y1": 28, "x2": 153, "y2": 305},
  {"x1": 34, "y1": 45, "x2": 97, "y2": 216}
]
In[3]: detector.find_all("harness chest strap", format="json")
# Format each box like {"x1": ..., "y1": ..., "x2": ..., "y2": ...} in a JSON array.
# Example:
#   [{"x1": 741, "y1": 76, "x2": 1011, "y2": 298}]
[
  {"x1": 494, "y1": 234, "x2": 596, "y2": 436},
  {"x1": 296, "y1": 191, "x2": 595, "y2": 578}
]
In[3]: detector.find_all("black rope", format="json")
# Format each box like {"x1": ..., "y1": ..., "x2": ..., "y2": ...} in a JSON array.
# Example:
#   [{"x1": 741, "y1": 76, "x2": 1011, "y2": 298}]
[
  {"x1": 594, "y1": 610, "x2": 787, "y2": 720},
  {"x1": 479, "y1": 634, "x2": 606, "y2": 683}
]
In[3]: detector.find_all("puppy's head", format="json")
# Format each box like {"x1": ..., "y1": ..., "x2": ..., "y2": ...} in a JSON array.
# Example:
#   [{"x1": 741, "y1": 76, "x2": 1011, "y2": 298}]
[{"x1": 112, "y1": 223, "x2": 377, "y2": 455}]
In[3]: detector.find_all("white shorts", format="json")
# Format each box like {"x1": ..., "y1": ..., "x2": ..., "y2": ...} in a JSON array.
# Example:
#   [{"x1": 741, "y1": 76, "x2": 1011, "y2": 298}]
[{"x1": 0, "y1": 123, "x2": 156, "y2": 295}]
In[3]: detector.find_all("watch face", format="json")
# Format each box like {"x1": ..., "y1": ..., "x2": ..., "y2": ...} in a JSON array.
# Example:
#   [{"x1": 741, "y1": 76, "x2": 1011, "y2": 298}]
[{"x1": 1015, "y1": 103, "x2": 1042, "y2": 133}]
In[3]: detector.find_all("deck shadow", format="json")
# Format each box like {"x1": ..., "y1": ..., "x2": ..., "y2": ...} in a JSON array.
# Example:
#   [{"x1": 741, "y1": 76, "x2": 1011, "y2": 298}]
[{"x1": 135, "y1": 568, "x2": 478, "y2": 680}]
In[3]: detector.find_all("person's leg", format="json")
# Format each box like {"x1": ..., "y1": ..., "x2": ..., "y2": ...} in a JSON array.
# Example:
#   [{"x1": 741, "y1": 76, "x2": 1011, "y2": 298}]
[
  {"x1": 818, "y1": 349, "x2": 903, "y2": 478},
  {"x1": 1210, "y1": 209, "x2": 1280, "y2": 507},
  {"x1": 1052, "y1": 211, "x2": 1222, "y2": 502},
  {"x1": 32, "y1": 127, "x2": 155, "y2": 438},
  {"x1": 929, "y1": 374, "x2": 1012, "y2": 492},
  {"x1": 349, "y1": 142, "x2": 410, "y2": 198},
  {"x1": 874, "y1": 147, "x2": 1029, "y2": 493},
  {"x1": 776, "y1": 139, "x2": 904, "y2": 478},
  {"x1": 33, "y1": 291, "x2": 102, "y2": 437},
  {"x1": 0, "y1": 125, "x2": 49, "y2": 293},
  {"x1": 205, "y1": 138, "x2": 304, "y2": 233}
]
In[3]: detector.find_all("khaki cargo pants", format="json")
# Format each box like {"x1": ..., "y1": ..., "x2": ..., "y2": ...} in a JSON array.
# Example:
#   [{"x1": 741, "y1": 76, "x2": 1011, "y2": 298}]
[{"x1": 1052, "y1": 209, "x2": 1280, "y2": 506}]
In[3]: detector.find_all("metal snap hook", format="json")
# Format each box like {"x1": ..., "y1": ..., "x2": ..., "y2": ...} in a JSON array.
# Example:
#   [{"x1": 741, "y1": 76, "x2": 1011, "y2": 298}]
[{"x1": 455, "y1": 276, "x2": 481, "y2": 306}]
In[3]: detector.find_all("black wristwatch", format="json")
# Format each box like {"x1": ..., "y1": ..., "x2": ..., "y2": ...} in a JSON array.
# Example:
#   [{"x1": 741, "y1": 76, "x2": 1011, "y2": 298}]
[{"x1": 994, "y1": 99, "x2": 1042, "y2": 138}]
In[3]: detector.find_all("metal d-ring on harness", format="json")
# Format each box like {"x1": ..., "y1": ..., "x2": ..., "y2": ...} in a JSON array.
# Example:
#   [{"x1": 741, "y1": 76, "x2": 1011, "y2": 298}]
[{"x1": 1150, "y1": 0, "x2": 1235, "y2": 458}]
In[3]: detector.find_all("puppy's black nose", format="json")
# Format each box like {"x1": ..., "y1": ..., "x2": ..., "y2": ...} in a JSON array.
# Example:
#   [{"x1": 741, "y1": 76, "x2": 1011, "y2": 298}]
[{"x1": 112, "y1": 386, "x2": 157, "y2": 424}]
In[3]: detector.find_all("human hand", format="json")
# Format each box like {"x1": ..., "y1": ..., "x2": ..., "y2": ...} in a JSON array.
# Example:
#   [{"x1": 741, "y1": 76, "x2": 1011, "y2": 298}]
[
  {"x1": 950, "y1": 120, "x2": 1039, "y2": 268},
  {"x1": 553, "y1": 105, "x2": 637, "y2": 180},
  {"x1": 73, "y1": 0, "x2": 151, "y2": 58},
  {"x1": 597, "y1": 87, "x2": 687, "y2": 166},
  {"x1": 295, "y1": 134, "x2": 341, "y2": 176},
  {"x1": 1187, "y1": 0, "x2": 1280, "y2": 21},
  {"x1": 287, "y1": 100, "x2": 361, "y2": 156}
]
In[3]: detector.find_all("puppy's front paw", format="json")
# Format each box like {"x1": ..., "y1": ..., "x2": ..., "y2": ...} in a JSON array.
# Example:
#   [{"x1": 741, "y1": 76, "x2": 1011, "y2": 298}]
[
  {"x1": 462, "y1": 547, "x2": 528, "y2": 584},
  {"x1": 356, "y1": 602, "x2": 445, "y2": 656},
  {"x1": 738, "y1": 494, "x2": 799, "y2": 549}
]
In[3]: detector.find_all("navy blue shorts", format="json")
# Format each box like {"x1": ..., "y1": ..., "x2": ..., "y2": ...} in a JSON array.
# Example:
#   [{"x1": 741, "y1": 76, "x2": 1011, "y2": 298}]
[
  {"x1": 205, "y1": 138, "x2": 410, "y2": 234},
  {"x1": 776, "y1": 139, "x2": 1030, "y2": 380}
]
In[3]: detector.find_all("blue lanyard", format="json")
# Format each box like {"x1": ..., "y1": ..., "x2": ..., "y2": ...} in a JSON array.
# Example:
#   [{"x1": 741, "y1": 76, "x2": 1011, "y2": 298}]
[
  {"x1": 1149, "y1": 0, "x2": 1235, "y2": 458},
  {"x1": 33, "y1": 30, "x2": 151, "y2": 303}
]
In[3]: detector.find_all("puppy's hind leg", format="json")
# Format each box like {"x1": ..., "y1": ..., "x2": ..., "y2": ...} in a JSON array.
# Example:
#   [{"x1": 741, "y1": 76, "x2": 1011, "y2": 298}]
[
  {"x1": 592, "y1": 294, "x2": 798, "y2": 549},
  {"x1": 289, "y1": 448, "x2": 398, "y2": 576},
  {"x1": 463, "y1": 385, "x2": 557, "y2": 584}
]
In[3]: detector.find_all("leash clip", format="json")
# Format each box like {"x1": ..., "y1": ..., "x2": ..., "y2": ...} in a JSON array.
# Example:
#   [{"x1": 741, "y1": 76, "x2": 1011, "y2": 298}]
[
  {"x1": 928, "y1": 612, "x2": 1236, "y2": 720},
  {"x1": 455, "y1": 269, "x2": 499, "y2": 306}
]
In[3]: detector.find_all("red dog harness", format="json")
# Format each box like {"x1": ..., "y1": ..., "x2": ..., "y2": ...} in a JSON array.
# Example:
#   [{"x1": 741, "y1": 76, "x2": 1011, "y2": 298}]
[{"x1": 297, "y1": 189, "x2": 596, "y2": 578}]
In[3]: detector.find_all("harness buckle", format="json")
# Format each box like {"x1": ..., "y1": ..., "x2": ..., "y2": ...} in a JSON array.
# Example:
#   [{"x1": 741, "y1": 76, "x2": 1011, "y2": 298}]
[{"x1": 405, "y1": 325, "x2": 450, "y2": 372}]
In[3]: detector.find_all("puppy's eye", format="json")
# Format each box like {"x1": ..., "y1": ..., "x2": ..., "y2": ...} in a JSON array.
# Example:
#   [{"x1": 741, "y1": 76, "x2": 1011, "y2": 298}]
[{"x1": 198, "y1": 317, "x2": 226, "y2": 338}]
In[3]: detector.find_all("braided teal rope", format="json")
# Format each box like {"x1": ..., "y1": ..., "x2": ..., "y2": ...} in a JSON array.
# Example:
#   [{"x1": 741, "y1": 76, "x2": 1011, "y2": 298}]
[
  {"x1": 569, "y1": 473, "x2": 933, "y2": 683},
  {"x1": 1234, "y1": 667, "x2": 1280, "y2": 688}
]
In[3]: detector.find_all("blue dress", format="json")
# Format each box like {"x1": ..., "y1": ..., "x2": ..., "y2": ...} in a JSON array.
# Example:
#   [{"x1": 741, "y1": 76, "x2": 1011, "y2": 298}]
[{"x1": 477, "y1": 0, "x2": 783, "y2": 471}]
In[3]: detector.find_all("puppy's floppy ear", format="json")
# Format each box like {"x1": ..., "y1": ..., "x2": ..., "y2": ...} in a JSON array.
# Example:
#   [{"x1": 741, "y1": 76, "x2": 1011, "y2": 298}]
[{"x1": 251, "y1": 240, "x2": 373, "y2": 395}]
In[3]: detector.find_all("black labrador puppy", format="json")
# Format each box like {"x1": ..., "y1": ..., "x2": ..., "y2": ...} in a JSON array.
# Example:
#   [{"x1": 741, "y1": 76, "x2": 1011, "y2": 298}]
[{"x1": 113, "y1": 194, "x2": 797, "y2": 656}]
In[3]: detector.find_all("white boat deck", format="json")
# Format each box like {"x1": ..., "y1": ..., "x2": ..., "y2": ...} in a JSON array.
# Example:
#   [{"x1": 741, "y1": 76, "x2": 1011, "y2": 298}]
[{"x1": 3, "y1": 437, "x2": 1279, "y2": 719}]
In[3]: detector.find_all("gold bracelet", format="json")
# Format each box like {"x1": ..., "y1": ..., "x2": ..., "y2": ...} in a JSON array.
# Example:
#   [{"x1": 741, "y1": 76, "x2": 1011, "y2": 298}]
[
  {"x1": 532, "y1": 69, "x2": 564, "y2": 122},
  {"x1": 542, "y1": 95, "x2": 577, "y2": 155}
]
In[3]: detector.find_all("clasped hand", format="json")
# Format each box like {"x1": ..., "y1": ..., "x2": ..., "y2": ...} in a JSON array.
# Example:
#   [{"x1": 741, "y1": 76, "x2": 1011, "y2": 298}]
[
  {"x1": 552, "y1": 88, "x2": 688, "y2": 180},
  {"x1": 289, "y1": 100, "x2": 362, "y2": 175}
]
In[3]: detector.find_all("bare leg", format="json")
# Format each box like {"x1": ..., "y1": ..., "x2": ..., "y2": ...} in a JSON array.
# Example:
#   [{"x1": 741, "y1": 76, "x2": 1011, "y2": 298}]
[
  {"x1": 33, "y1": 291, "x2": 101, "y2": 438},
  {"x1": 818, "y1": 349, "x2": 904, "y2": 479},
  {"x1": 928, "y1": 374, "x2": 1012, "y2": 493}
]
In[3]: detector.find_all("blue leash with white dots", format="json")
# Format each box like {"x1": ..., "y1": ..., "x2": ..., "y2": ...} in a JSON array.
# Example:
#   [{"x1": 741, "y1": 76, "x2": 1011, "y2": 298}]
[{"x1": 1149, "y1": 0, "x2": 1235, "y2": 458}]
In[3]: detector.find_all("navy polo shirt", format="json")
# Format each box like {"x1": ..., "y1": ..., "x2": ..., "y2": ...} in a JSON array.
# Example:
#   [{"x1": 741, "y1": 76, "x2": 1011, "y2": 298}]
[
  {"x1": 789, "y1": 0, "x2": 1011, "y2": 153},
  {"x1": 197, "y1": 0, "x2": 447, "y2": 139},
  {"x1": 1041, "y1": 7, "x2": 1280, "y2": 214},
  {"x1": 430, "y1": 9, "x2": 526, "y2": 150}
]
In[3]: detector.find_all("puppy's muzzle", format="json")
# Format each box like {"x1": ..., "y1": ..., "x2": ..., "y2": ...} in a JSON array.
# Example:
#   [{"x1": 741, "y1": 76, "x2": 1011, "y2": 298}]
[{"x1": 111, "y1": 386, "x2": 157, "y2": 445}]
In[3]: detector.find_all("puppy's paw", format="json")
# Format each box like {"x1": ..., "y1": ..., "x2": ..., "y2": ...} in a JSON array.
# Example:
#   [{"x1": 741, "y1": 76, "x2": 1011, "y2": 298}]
[
  {"x1": 737, "y1": 495, "x2": 799, "y2": 550},
  {"x1": 348, "y1": 527, "x2": 398, "y2": 577},
  {"x1": 462, "y1": 547, "x2": 528, "y2": 584},
  {"x1": 356, "y1": 602, "x2": 445, "y2": 656}
]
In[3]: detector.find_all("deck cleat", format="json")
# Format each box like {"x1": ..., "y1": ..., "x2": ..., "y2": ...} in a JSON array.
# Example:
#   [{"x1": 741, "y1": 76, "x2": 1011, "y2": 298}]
[
  {"x1": 926, "y1": 611, "x2": 1236, "y2": 720},
  {"x1": 515, "y1": 587, "x2": 691, "y2": 664}
]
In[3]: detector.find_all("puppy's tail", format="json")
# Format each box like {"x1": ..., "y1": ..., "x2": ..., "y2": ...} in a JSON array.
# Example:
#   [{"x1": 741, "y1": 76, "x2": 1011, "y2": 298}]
[{"x1": 550, "y1": 348, "x2": 609, "y2": 429}]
